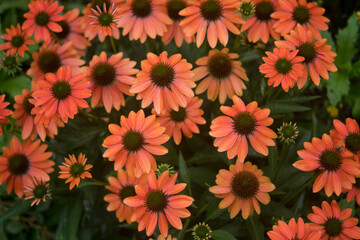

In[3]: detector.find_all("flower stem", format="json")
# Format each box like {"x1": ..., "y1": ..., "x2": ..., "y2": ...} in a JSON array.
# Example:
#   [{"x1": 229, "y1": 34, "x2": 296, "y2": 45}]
[
  {"x1": 90, "y1": 178, "x2": 107, "y2": 186},
  {"x1": 110, "y1": 36, "x2": 117, "y2": 53}
]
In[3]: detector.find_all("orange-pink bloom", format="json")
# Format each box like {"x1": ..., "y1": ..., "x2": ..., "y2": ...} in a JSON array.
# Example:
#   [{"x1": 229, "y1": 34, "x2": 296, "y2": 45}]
[
  {"x1": 209, "y1": 95, "x2": 277, "y2": 162},
  {"x1": 0, "y1": 23, "x2": 34, "y2": 57},
  {"x1": 209, "y1": 161, "x2": 275, "y2": 219},
  {"x1": 102, "y1": 110, "x2": 169, "y2": 177},
  {"x1": 130, "y1": 51, "x2": 195, "y2": 114},
  {"x1": 24, "y1": 176, "x2": 50, "y2": 206},
  {"x1": 346, "y1": 179, "x2": 360, "y2": 206},
  {"x1": 0, "y1": 94, "x2": 12, "y2": 136},
  {"x1": 179, "y1": 0, "x2": 242, "y2": 48},
  {"x1": 293, "y1": 133, "x2": 360, "y2": 197},
  {"x1": 124, "y1": 171, "x2": 194, "y2": 236}
]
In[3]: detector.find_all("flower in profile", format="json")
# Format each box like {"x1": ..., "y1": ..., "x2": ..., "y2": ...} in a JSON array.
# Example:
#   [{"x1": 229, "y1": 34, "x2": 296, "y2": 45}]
[
  {"x1": 277, "y1": 122, "x2": 299, "y2": 144},
  {"x1": 83, "y1": 51, "x2": 138, "y2": 113},
  {"x1": 275, "y1": 24, "x2": 337, "y2": 88},
  {"x1": 346, "y1": 178, "x2": 360, "y2": 206},
  {"x1": 103, "y1": 110, "x2": 169, "y2": 177},
  {"x1": 0, "y1": 51, "x2": 21, "y2": 76},
  {"x1": 293, "y1": 133, "x2": 360, "y2": 197},
  {"x1": 124, "y1": 171, "x2": 194, "y2": 237},
  {"x1": 117, "y1": 0, "x2": 172, "y2": 43},
  {"x1": 0, "y1": 94, "x2": 13, "y2": 135},
  {"x1": 209, "y1": 95, "x2": 277, "y2": 162},
  {"x1": 53, "y1": 9, "x2": 90, "y2": 55},
  {"x1": 130, "y1": 51, "x2": 195, "y2": 114},
  {"x1": 104, "y1": 169, "x2": 147, "y2": 223},
  {"x1": 307, "y1": 200, "x2": 360, "y2": 239},
  {"x1": 193, "y1": 48, "x2": 249, "y2": 104},
  {"x1": 22, "y1": 0, "x2": 64, "y2": 42},
  {"x1": 24, "y1": 177, "x2": 50, "y2": 206},
  {"x1": 154, "y1": 96, "x2": 206, "y2": 145},
  {"x1": 192, "y1": 222, "x2": 212, "y2": 240},
  {"x1": 89, "y1": 3, "x2": 121, "y2": 41},
  {"x1": 238, "y1": 0, "x2": 255, "y2": 20},
  {"x1": 268, "y1": 217, "x2": 322, "y2": 240},
  {"x1": 32, "y1": 66, "x2": 91, "y2": 124},
  {"x1": 209, "y1": 161, "x2": 275, "y2": 219},
  {"x1": 0, "y1": 136, "x2": 54, "y2": 198},
  {"x1": 330, "y1": 118, "x2": 360, "y2": 163},
  {"x1": 179, "y1": 0, "x2": 242, "y2": 48},
  {"x1": 162, "y1": 0, "x2": 192, "y2": 47},
  {"x1": 58, "y1": 153, "x2": 93, "y2": 190},
  {"x1": 27, "y1": 41, "x2": 85, "y2": 83},
  {"x1": 12, "y1": 89, "x2": 60, "y2": 141},
  {"x1": 240, "y1": 0, "x2": 280, "y2": 43},
  {"x1": 0, "y1": 23, "x2": 34, "y2": 57},
  {"x1": 271, "y1": 0, "x2": 330, "y2": 40},
  {"x1": 259, "y1": 47, "x2": 305, "y2": 92}
]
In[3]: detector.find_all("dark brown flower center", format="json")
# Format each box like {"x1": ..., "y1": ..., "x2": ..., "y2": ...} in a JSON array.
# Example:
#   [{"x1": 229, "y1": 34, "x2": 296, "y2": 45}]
[
  {"x1": 292, "y1": 6, "x2": 310, "y2": 24},
  {"x1": 166, "y1": 0, "x2": 187, "y2": 21},
  {"x1": 119, "y1": 185, "x2": 136, "y2": 202},
  {"x1": 122, "y1": 130, "x2": 145, "y2": 152},
  {"x1": 231, "y1": 171, "x2": 259, "y2": 199},
  {"x1": 51, "y1": 81, "x2": 71, "y2": 100},
  {"x1": 54, "y1": 20, "x2": 71, "y2": 40},
  {"x1": 150, "y1": 62, "x2": 175, "y2": 88},
  {"x1": 255, "y1": 1, "x2": 274, "y2": 21},
  {"x1": 319, "y1": 150, "x2": 342, "y2": 172},
  {"x1": 200, "y1": 0, "x2": 223, "y2": 21},
  {"x1": 131, "y1": 0, "x2": 153, "y2": 18},
  {"x1": 207, "y1": 53, "x2": 232, "y2": 79},
  {"x1": 38, "y1": 51, "x2": 61, "y2": 74},
  {"x1": 145, "y1": 190, "x2": 168, "y2": 212},
  {"x1": 92, "y1": 62, "x2": 116, "y2": 86},
  {"x1": 8, "y1": 153, "x2": 30, "y2": 176},
  {"x1": 70, "y1": 163, "x2": 85, "y2": 177},
  {"x1": 33, "y1": 184, "x2": 48, "y2": 199},
  {"x1": 345, "y1": 133, "x2": 360, "y2": 154},
  {"x1": 297, "y1": 42, "x2": 316, "y2": 63},
  {"x1": 233, "y1": 112, "x2": 257, "y2": 136},
  {"x1": 355, "y1": 177, "x2": 360, "y2": 188},
  {"x1": 275, "y1": 58, "x2": 292, "y2": 74},
  {"x1": 23, "y1": 94, "x2": 35, "y2": 115},
  {"x1": 35, "y1": 11, "x2": 50, "y2": 26},
  {"x1": 11, "y1": 35, "x2": 24, "y2": 48},
  {"x1": 324, "y1": 217, "x2": 343, "y2": 237},
  {"x1": 170, "y1": 107, "x2": 187, "y2": 122}
]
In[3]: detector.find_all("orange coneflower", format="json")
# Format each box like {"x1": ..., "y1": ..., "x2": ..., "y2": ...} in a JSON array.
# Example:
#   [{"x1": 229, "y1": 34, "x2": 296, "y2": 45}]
[
  {"x1": 124, "y1": 171, "x2": 194, "y2": 237},
  {"x1": 58, "y1": 153, "x2": 93, "y2": 190},
  {"x1": 307, "y1": 200, "x2": 360, "y2": 239},
  {"x1": 27, "y1": 41, "x2": 85, "y2": 83},
  {"x1": 293, "y1": 133, "x2": 360, "y2": 197},
  {"x1": 267, "y1": 217, "x2": 321, "y2": 240},
  {"x1": 83, "y1": 51, "x2": 138, "y2": 113},
  {"x1": 275, "y1": 24, "x2": 337, "y2": 88},
  {"x1": 240, "y1": 0, "x2": 280, "y2": 43},
  {"x1": 117, "y1": 0, "x2": 172, "y2": 43},
  {"x1": 346, "y1": 178, "x2": 360, "y2": 206},
  {"x1": 24, "y1": 176, "x2": 50, "y2": 206},
  {"x1": 53, "y1": 9, "x2": 90, "y2": 55},
  {"x1": 209, "y1": 95, "x2": 277, "y2": 162},
  {"x1": 162, "y1": 0, "x2": 192, "y2": 47},
  {"x1": 271, "y1": 0, "x2": 329, "y2": 40},
  {"x1": 12, "y1": 89, "x2": 60, "y2": 141},
  {"x1": 330, "y1": 118, "x2": 360, "y2": 163},
  {"x1": 0, "y1": 136, "x2": 54, "y2": 198},
  {"x1": 103, "y1": 110, "x2": 169, "y2": 177},
  {"x1": 193, "y1": 48, "x2": 248, "y2": 104},
  {"x1": 179, "y1": 0, "x2": 242, "y2": 48},
  {"x1": 130, "y1": 51, "x2": 195, "y2": 114},
  {"x1": 22, "y1": 0, "x2": 64, "y2": 42},
  {"x1": 32, "y1": 66, "x2": 91, "y2": 124},
  {"x1": 0, "y1": 94, "x2": 13, "y2": 136},
  {"x1": 259, "y1": 47, "x2": 305, "y2": 92},
  {"x1": 104, "y1": 169, "x2": 147, "y2": 223},
  {"x1": 209, "y1": 161, "x2": 275, "y2": 219},
  {"x1": 149, "y1": 235, "x2": 177, "y2": 240},
  {"x1": 0, "y1": 24, "x2": 34, "y2": 57},
  {"x1": 154, "y1": 96, "x2": 206, "y2": 145}
]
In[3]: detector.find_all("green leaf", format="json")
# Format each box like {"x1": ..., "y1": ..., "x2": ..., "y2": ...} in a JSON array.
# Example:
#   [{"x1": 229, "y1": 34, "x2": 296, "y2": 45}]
[
  {"x1": 179, "y1": 152, "x2": 191, "y2": 196},
  {"x1": 68, "y1": 200, "x2": 83, "y2": 240},
  {"x1": 335, "y1": 14, "x2": 359, "y2": 66},
  {"x1": 0, "y1": 75, "x2": 31, "y2": 98},
  {"x1": 268, "y1": 146, "x2": 279, "y2": 176},
  {"x1": 246, "y1": 215, "x2": 264, "y2": 240},
  {"x1": 327, "y1": 70, "x2": 350, "y2": 106},
  {"x1": 351, "y1": 59, "x2": 360, "y2": 78},
  {"x1": 5, "y1": 220, "x2": 23, "y2": 234},
  {"x1": 353, "y1": 98, "x2": 360, "y2": 117},
  {"x1": 0, "y1": 199, "x2": 30, "y2": 222},
  {"x1": 266, "y1": 102, "x2": 310, "y2": 113},
  {"x1": 211, "y1": 230, "x2": 237, "y2": 240}
]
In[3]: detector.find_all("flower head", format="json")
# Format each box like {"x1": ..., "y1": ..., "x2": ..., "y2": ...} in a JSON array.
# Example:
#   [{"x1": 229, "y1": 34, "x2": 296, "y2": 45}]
[
  {"x1": 0, "y1": 136, "x2": 54, "y2": 198},
  {"x1": 192, "y1": 222, "x2": 212, "y2": 240},
  {"x1": 209, "y1": 95, "x2": 277, "y2": 162},
  {"x1": 307, "y1": 200, "x2": 360, "y2": 239},
  {"x1": 124, "y1": 171, "x2": 194, "y2": 236},
  {"x1": 277, "y1": 122, "x2": 299, "y2": 144},
  {"x1": 193, "y1": 48, "x2": 249, "y2": 104},
  {"x1": 293, "y1": 133, "x2": 360, "y2": 197},
  {"x1": 156, "y1": 163, "x2": 176, "y2": 177},
  {"x1": 58, "y1": 153, "x2": 93, "y2": 190},
  {"x1": 0, "y1": 51, "x2": 21, "y2": 76},
  {"x1": 24, "y1": 177, "x2": 50, "y2": 206},
  {"x1": 0, "y1": 23, "x2": 34, "y2": 57},
  {"x1": 102, "y1": 110, "x2": 169, "y2": 177},
  {"x1": 0, "y1": 94, "x2": 13, "y2": 135},
  {"x1": 130, "y1": 51, "x2": 195, "y2": 114},
  {"x1": 238, "y1": 0, "x2": 255, "y2": 20},
  {"x1": 346, "y1": 178, "x2": 360, "y2": 206},
  {"x1": 209, "y1": 161, "x2": 275, "y2": 219}
]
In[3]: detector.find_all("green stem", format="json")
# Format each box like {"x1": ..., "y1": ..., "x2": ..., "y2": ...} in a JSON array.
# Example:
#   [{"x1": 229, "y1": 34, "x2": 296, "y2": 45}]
[
  {"x1": 89, "y1": 178, "x2": 107, "y2": 186},
  {"x1": 110, "y1": 36, "x2": 117, "y2": 53}
]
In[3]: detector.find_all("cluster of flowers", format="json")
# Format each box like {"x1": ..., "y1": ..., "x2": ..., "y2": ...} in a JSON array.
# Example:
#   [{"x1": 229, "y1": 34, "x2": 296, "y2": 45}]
[{"x1": 0, "y1": 0, "x2": 358, "y2": 239}]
